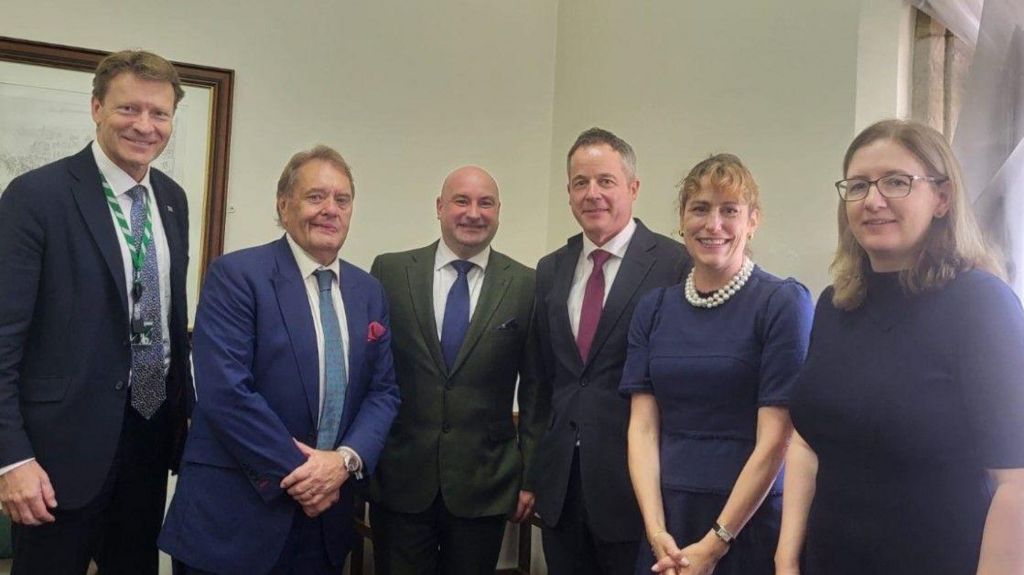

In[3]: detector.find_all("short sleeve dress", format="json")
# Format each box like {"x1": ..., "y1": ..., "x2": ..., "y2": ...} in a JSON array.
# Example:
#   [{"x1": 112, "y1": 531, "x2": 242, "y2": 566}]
[
  {"x1": 789, "y1": 270, "x2": 1024, "y2": 574},
  {"x1": 620, "y1": 266, "x2": 813, "y2": 575}
]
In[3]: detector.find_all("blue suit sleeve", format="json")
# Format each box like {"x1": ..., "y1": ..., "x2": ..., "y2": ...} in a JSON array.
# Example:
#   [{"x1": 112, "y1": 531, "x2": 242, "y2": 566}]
[
  {"x1": 0, "y1": 179, "x2": 43, "y2": 466},
  {"x1": 191, "y1": 259, "x2": 306, "y2": 502}
]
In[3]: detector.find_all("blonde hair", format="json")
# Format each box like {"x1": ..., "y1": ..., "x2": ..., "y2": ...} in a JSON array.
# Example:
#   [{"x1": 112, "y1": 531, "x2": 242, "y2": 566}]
[
  {"x1": 678, "y1": 153, "x2": 761, "y2": 255},
  {"x1": 831, "y1": 119, "x2": 1002, "y2": 310}
]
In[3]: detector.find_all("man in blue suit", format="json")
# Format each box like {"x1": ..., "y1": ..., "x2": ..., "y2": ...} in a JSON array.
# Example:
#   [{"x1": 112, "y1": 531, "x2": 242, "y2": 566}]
[
  {"x1": 159, "y1": 145, "x2": 400, "y2": 574},
  {"x1": 0, "y1": 50, "x2": 191, "y2": 574}
]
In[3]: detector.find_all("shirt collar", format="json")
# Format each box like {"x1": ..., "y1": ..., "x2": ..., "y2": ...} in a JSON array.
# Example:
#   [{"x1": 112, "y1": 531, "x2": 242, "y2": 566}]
[
  {"x1": 286, "y1": 233, "x2": 341, "y2": 281},
  {"x1": 582, "y1": 218, "x2": 637, "y2": 261},
  {"x1": 434, "y1": 239, "x2": 491, "y2": 272},
  {"x1": 91, "y1": 140, "x2": 153, "y2": 196}
]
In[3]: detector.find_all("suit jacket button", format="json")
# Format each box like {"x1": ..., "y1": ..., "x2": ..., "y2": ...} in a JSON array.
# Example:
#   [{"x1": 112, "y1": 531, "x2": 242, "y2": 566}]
[
  {"x1": 444, "y1": 381, "x2": 453, "y2": 391},
  {"x1": 115, "y1": 380, "x2": 125, "y2": 391},
  {"x1": 580, "y1": 378, "x2": 588, "y2": 387},
  {"x1": 569, "y1": 420, "x2": 577, "y2": 429},
  {"x1": 442, "y1": 423, "x2": 451, "y2": 433}
]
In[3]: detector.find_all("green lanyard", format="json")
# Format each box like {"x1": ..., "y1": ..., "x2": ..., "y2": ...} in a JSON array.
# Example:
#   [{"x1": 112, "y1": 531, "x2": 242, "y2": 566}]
[{"x1": 101, "y1": 175, "x2": 154, "y2": 298}]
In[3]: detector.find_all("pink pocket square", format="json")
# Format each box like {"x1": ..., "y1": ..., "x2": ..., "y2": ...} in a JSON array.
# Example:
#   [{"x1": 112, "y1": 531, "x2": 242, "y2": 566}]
[{"x1": 367, "y1": 321, "x2": 387, "y2": 343}]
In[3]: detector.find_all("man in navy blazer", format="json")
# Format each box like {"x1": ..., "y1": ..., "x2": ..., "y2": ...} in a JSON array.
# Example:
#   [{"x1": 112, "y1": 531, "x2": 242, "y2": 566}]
[
  {"x1": 159, "y1": 145, "x2": 400, "y2": 574},
  {"x1": 0, "y1": 50, "x2": 191, "y2": 574}
]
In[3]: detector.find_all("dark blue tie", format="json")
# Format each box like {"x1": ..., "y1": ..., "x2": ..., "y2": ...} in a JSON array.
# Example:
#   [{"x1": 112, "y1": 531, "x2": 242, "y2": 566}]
[
  {"x1": 313, "y1": 269, "x2": 347, "y2": 450},
  {"x1": 440, "y1": 260, "x2": 474, "y2": 370},
  {"x1": 127, "y1": 185, "x2": 165, "y2": 418}
]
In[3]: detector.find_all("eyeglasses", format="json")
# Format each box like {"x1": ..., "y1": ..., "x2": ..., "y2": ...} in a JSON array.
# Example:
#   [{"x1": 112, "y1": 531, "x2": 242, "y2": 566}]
[{"x1": 835, "y1": 174, "x2": 947, "y2": 202}]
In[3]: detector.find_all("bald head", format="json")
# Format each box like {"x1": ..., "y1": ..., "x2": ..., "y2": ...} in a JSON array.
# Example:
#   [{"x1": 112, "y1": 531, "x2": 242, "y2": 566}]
[{"x1": 436, "y1": 165, "x2": 501, "y2": 259}]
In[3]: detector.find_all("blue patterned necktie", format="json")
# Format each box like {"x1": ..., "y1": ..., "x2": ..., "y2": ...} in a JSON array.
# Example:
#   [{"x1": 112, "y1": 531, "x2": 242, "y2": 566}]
[
  {"x1": 440, "y1": 260, "x2": 474, "y2": 370},
  {"x1": 127, "y1": 185, "x2": 165, "y2": 418},
  {"x1": 313, "y1": 269, "x2": 347, "y2": 450}
]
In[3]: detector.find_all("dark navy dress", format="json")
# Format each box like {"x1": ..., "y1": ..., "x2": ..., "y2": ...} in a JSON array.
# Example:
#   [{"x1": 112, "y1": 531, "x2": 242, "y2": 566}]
[
  {"x1": 620, "y1": 267, "x2": 813, "y2": 575},
  {"x1": 790, "y1": 270, "x2": 1024, "y2": 574}
]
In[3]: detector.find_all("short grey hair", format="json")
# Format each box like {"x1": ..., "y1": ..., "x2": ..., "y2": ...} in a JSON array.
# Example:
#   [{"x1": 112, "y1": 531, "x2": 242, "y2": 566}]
[{"x1": 566, "y1": 127, "x2": 637, "y2": 181}]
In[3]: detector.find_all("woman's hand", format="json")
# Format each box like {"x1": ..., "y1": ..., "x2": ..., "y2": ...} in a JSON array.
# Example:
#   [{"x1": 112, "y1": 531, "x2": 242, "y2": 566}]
[
  {"x1": 671, "y1": 533, "x2": 728, "y2": 575},
  {"x1": 649, "y1": 531, "x2": 689, "y2": 575}
]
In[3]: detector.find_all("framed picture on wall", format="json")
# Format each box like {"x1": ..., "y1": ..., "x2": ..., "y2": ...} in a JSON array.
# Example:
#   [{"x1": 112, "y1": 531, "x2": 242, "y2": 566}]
[{"x1": 0, "y1": 36, "x2": 233, "y2": 326}]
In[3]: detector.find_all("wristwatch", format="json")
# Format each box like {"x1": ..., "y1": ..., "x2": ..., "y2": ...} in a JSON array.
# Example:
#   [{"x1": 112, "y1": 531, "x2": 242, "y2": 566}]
[
  {"x1": 712, "y1": 521, "x2": 735, "y2": 545},
  {"x1": 342, "y1": 453, "x2": 359, "y2": 472}
]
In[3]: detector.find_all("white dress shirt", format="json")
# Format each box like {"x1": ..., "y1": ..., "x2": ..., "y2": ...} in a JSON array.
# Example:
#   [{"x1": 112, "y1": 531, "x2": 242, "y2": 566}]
[
  {"x1": 432, "y1": 241, "x2": 491, "y2": 339},
  {"x1": 567, "y1": 218, "x2": 637, "y2": 338}
]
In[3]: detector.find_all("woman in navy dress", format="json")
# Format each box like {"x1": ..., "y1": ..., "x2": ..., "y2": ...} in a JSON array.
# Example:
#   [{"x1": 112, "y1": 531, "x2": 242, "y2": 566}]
[
  {"x1": 777, "y1": 119, "x2": 1024, "y2": 574},
  {"x1": 622, "y1": 154, "x2": 813, "y2": 575}
]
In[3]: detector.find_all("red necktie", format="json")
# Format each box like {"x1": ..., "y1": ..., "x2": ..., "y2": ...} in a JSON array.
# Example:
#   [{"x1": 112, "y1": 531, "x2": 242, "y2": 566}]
[{"x1": 576, "y1": 249, "x2": 611, "y2": 362}]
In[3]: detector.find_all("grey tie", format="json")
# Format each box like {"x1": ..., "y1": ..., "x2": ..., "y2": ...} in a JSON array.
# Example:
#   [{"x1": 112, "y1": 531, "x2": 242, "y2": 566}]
[
  {"x1": 314, "y1": 269, "x2": 347, "y2": 449},
  {"x1": 127, "y1": 185, "x2": 166, "y2": 418}
]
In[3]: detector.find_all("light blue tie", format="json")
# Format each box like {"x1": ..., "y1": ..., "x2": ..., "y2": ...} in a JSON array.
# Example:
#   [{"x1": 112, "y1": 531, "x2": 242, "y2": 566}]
[
  {"x1": 313, "y1": 269, "x2": 347, "y2": 450},
  {"x1": 127, "y1": 185, "x2": 165, "y2": 418}
]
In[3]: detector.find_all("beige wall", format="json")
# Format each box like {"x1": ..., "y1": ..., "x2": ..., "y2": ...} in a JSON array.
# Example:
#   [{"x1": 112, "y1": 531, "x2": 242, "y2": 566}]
[
  {"x1": 546, "y1": 0, "x2": 864, "y2": 296},
  {"x1": 1, "y1": 0, "x2": 560, "y2": 271}
]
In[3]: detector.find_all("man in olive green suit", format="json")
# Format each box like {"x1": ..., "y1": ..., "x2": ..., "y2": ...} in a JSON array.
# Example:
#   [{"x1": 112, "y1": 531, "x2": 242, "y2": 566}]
[{"x1": 368, "y1": 166, "x2": 544, "y2": 575}]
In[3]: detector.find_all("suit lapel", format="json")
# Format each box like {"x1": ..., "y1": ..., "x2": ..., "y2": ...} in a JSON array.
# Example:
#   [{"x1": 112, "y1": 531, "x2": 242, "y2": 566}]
[
  {"x1": 553, "y1": 236, "x2": 583, "y2": 371},
  {"x1": 583, "y1": 222, "x2": 658, "y2": 370},
  {"x1": 405, "y1": 245, "x2": 447, "y2": 372},
  {"x1": 449, "y1": 251, "x2": 511, "y2": 375},
  {"x1": 271, "y1": 239, "x2": 320, "y2": 424},
  {"x1": 339, "y1": 262, "x2": 367, "y2": 439},
  {"x1": 68, "y1": 146, "x2": 129, "y2": 317},
  {"x1": 151, "y1": 177, "x2": 185, "y2": 278}
]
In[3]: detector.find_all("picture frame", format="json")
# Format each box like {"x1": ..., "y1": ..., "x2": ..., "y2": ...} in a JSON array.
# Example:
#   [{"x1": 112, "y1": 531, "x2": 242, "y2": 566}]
[{"x1": 0, "y1": 36, "x2": 234, "y2": 325}]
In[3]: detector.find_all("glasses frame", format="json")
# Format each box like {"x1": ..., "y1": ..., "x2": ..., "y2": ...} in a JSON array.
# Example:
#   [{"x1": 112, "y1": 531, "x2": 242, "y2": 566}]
[{"x1": 834, "y1": 174, "x2": 948, "y2": 202}]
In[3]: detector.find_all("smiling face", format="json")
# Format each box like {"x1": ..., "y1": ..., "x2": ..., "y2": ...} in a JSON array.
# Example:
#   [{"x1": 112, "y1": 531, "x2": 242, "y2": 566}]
[
  {"x1": 436, "y1": 166, "x2": 500, "y2": 259},
  {"x1": 844, "y1": 139, "x2": 949, "y2": 272},
  {"x1": 568, "y1": 144, "x2": 638, "y2": 246},
  {"x1": 278, "y1": 159, "x2": 354, "y2": 265},
  {"x1": 681, "y1": 186, "x2": 759, "y2": 289},
  {"x1": 91, "y1": 72, "x2": 175, "y2": 182}
]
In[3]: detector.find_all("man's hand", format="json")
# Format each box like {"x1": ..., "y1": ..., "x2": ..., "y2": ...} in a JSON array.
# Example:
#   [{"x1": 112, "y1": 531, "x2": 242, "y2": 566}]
[
  {"x1": 281, "y1": 439, "x2": 348, "y2": 517},
  {"x1": 510, "y1": 490, "x2": 535, "y2": 523},
  {"x1": 0, "y1": 461, "x2": 57, "y2": 525}
]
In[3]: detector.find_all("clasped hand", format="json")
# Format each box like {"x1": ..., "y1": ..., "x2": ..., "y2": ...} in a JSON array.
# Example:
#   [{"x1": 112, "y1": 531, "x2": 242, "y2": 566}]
[
  {"x1": 280, "y1": 439, "x2": 349, "y2": 517},
  {"x1": 651, "y1": 531, "x2": 726, "y2": 575}
]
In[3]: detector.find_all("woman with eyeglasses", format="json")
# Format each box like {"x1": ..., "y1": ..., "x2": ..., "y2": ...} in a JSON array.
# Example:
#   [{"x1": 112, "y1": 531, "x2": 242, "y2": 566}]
[
  {"x1": 776, "y1": 119, "x2": 1024, "y2": 574},
  {"x1": 623, "y1": 154, "x2": 813, "y2": 575}
]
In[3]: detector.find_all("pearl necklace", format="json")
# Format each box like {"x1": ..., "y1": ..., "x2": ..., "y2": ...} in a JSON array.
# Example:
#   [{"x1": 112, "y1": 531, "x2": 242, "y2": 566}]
[{"x1": 684, "y1": 259, "x2": 754, "y2": 309}]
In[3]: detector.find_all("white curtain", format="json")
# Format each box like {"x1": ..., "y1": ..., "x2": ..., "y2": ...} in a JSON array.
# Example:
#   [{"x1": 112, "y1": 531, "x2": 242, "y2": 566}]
[
  {"x1": 911, "y1": 0, "x2": 983, "y2": 46},
  {"x1": 915, "y1": 0, "x2": 1024, "y2": 295}
]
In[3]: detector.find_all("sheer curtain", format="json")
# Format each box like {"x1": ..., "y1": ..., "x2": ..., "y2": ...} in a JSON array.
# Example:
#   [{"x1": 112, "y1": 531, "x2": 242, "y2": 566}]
[{"x1": 913, "y1": 0, "x2": 1024, "y2": 295}]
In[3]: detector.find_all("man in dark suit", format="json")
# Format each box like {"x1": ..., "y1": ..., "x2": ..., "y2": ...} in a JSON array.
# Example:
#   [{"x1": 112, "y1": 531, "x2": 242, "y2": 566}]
[
  {"x1": 368, "y1": 166, "x2": 544, "y2": 575},
  {"x1": 0, "y1": 50, "x2": 191, "y2": 574},
  {"x1": 159, "y1": 145, "x2": 400, "y2": 574},
  {"x1": 533, "y1": 128, "x2": 688, "y2": 574}
]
